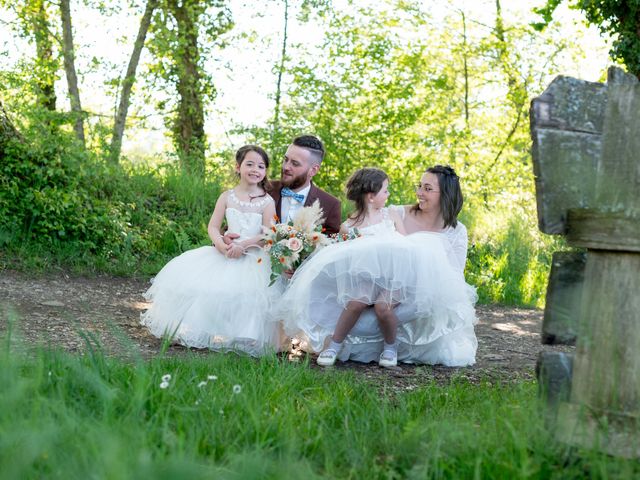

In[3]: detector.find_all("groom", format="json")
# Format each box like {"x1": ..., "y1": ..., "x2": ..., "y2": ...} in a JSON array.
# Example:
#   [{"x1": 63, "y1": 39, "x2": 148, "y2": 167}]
[{"x1": 269, "y1": 135, "x2": 341, "y2": 235}]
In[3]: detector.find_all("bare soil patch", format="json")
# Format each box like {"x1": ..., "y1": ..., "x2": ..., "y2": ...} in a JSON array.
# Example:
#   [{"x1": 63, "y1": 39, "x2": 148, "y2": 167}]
[{"x1": 0, "y1": 269, "x2": 573, "y2": 386}]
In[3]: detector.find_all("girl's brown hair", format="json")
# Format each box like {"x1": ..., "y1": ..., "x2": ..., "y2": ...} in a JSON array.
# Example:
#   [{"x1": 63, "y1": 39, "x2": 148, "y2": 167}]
[{"x1": 346, "y1": 167, "x2": 389, "y2": 226}]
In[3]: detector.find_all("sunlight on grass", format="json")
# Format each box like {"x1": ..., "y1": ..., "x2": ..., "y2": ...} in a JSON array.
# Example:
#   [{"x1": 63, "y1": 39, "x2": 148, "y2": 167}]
[{"x1": 1, "y1": 320, "x2": 638, "y2": 479}]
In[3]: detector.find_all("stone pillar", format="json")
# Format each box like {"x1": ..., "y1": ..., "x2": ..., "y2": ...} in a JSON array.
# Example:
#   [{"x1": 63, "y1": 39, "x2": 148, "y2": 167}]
[{"x1": 531, "y1": 67, "x2": 640, "y2": 458}]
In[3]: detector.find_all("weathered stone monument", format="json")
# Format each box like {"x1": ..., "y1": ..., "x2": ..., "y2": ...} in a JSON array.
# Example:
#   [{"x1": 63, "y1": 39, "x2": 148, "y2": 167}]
[{"x1": 531, "y1": 66, "x2": 640, "y2": 458}]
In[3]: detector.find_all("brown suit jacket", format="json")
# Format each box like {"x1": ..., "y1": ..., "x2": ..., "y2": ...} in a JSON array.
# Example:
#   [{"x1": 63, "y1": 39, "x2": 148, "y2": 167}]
[{"x1": 269, "y1": 180, "x2": 341, "y2": 235}]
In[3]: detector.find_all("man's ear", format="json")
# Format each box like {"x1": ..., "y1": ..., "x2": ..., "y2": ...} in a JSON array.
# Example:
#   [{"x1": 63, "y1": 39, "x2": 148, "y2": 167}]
[{"x1": 309, "y1": 163, "x2": 320, "y2": 178}]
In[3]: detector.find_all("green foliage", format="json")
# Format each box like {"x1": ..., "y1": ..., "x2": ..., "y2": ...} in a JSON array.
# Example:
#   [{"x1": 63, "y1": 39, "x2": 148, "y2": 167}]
[
  {"x1": 1, "y1": 0, "x2": 605, "y2": 305},
  {"x1": 464, "y1": 206, "x2": 564, "y2": 307},
  {"x1": 0, "y1": 106, "x2": 229, "y2": 275},
  {"x1": 533, "y1": 0, "x2": 640, "y2": 76},
  {"x1": 1, "y1": 324, "x2": 639, "y2": 478},
  {"x1": 146, "y1": 0, "x2": 233, "y2": 173}
]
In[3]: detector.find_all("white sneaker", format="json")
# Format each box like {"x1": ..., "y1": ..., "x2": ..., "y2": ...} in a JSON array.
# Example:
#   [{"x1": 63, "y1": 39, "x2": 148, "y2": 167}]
[
  {"x1": 379, "y1": 350, "x2": 397, "y2": 368},
  {"x1": 317, "y1": 348, "x2": 338, "y2": 366}
]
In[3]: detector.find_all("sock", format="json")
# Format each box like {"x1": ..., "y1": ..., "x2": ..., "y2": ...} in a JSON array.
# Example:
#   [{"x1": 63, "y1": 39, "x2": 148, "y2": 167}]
[
  {"x1": 328, "y1": 339, "x2": 343, "y2": 353},
  {"x1": 383, "y1": 341, "x2": 397, "y2": 354}
]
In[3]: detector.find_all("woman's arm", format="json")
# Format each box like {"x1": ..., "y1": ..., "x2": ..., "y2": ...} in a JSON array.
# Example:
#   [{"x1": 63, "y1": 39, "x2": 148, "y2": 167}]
[
  {"x1": 389, "y1": 209, "x2": 407, "y2": 235},
  {"x1": 449, "y1": 223, "x2": 468, "y2": 274}
]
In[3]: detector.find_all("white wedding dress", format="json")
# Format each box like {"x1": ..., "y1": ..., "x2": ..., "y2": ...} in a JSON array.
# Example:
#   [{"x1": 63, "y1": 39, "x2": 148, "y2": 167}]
[
  {"x1": 278, "y1": 206, "x2": 478, "y2": 366},
  {"x1": 140, "y1": 191, "x2": 279, "y2": 356}
]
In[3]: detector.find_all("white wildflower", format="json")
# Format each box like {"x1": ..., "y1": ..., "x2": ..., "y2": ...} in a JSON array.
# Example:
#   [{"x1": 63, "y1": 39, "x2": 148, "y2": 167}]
[
  {"x1": 161, "y1": 374, "x2": 171, "y2": 383},
  {"x1": 232, "y1": 384, "x2": 242, "y2": 394},
  {"x1": 159, "y1": 381, "x2": 170, "y2": 389},
  {"x1": 207, "y1": 375, "x2": 218, "y2": 381},
  {"x1": 198, "y1": 381, "x2": 207, "y2": 388}
]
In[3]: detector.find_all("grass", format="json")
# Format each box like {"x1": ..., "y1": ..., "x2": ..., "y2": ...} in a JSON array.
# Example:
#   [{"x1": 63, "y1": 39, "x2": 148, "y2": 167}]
[{"x1": 1, "y1": 318, "x2": 639, "y2": 479}]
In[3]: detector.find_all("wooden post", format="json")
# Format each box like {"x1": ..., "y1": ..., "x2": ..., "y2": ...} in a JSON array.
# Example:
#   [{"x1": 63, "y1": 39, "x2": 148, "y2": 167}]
[{"x1": 531, "y1": 67, "x2": 640, "y2": 458}]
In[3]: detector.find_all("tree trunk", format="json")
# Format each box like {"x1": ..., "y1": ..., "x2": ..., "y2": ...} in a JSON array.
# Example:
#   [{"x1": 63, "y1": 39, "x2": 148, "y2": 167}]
[
  {"x1": 60, "y1": 0, "x2": 85, "y2": 146},
  {"x1": 109, "y1": 0, "x2": 158, "y2": 164},
  {"x1": 171, "y1": 0, "x2": 205, "y2": 175},
  {"x1": 460, "y1": 9, "x2": 469, "y2": 131},
  {"x1": 29, "y1": 0, "x2": 57, "y2": 111},
  {"x1": 272, "y1": 0, "x2": 289, "y2": 139},
  {"x1": 0, "y1": 100, "x2": 23, "y2": 158},
  {"x1": 487, "y1": 0, "x2": 527, "y2": 171}
]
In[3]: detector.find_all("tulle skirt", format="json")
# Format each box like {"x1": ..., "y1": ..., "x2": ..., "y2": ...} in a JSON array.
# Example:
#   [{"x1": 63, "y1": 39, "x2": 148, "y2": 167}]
[
  {"x1": 141, "y1": 245, "x2": 280, "y2": 356},
  {"x1": 276, "y1": 232, "x2": 478, "y2": 366}
]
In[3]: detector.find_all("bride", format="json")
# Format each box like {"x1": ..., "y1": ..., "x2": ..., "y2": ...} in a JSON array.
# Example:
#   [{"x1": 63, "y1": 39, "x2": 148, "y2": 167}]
[{"x1": 279, "y1": 165, "x2": 477, "y2": 367}]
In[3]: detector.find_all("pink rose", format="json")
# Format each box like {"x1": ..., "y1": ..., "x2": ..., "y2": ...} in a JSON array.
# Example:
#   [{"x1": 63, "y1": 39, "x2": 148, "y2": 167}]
[{"x1": 287, "y1": 237, "x2": 303, "y2": 253}]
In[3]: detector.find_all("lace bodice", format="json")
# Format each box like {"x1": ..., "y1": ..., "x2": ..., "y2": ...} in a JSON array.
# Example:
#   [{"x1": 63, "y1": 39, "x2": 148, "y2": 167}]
[
  {"x1": 225, "y1": 189, "x2": 274, "y2": 240},
  {"x1": 350, "y1": 208, "x2": 397, "y2": 237}
]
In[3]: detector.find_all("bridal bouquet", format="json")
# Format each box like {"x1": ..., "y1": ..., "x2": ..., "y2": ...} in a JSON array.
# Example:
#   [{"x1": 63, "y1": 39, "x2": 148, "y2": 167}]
[{"x1": 262, "y1": 200, "x2": 330, "y2": 285}]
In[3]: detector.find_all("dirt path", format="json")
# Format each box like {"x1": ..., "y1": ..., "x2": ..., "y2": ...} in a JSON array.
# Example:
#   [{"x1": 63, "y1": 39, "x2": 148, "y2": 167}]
[{"x1": 0, "y1": 269, "x2": 573, "y2": 385}]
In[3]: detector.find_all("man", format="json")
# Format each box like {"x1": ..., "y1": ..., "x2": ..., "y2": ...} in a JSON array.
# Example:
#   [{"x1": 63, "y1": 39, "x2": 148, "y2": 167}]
[
  {"x1": 269, "y1": 135, "x2": 341, "y2": 234},
  {"x1": 224, "y1": 135, "x2": 341, "y2": 247}
]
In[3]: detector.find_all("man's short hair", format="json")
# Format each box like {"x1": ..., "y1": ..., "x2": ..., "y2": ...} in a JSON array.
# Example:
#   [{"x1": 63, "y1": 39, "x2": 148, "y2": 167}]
[{"x1": 292, "y1": 135, "x2": 325, "y2": 164}]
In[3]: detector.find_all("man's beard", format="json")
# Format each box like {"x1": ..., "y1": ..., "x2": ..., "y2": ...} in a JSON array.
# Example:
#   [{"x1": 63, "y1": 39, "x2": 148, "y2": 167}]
[{"x1": 280, "y1": 170, "x2": 308, "y2": 190}]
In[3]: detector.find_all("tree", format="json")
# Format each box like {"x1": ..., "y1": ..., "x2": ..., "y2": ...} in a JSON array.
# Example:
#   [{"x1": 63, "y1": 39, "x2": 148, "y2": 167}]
[
  {"x1": 272, "y1": 0, "x2": 289, "y2": 140},
  {"x1": 146, "y1": 0, "x2": 233, "y2": 175},
  {"x1": 109, "y1": 0, "x2": 159, "y2": 164},
  {"x1": 0, "y1": 100, "x2": 23, "y2": 151},
  {"x1": 59, "y1": 0, "x2": 85, "y2": 146},
  {"x1": 1, "y1": 0, "x2": 59, "y2": 112},
  {"x1": 533, "y1": 0, "x2": 640, "y2": 77}
]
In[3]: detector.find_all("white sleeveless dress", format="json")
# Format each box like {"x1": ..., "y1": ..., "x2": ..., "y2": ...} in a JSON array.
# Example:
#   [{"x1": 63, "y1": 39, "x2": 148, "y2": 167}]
[
  {"x1": 140, "y1": 190, "x2": 278, "y2": 356},
  {"x1": 278, "y1": 206, "x2": 478, "y2": 366}
]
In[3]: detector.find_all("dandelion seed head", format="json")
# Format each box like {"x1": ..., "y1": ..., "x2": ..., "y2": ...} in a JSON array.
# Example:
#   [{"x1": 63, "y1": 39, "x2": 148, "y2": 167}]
[
  {"x1": 159, "y1": 381, "x2": 170, "y2": 389},
  {"x1": 232, "y1": 384, "x2": 242, "y2": 394},
  {"x1": 198, "y1": 381, "x2": 207, "y2": 388},
  {"x1": 161, "y1": 374, "x2": 171, "y2": 382}
]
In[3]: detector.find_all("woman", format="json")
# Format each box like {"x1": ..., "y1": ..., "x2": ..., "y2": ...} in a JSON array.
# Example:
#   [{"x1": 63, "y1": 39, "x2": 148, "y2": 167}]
[{"x1": 282, "y1": 165, "x2": 477, "y2": 367}]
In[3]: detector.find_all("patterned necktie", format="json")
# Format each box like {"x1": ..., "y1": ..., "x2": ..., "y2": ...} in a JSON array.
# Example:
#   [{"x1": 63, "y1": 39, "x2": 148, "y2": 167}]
[{"x1": 281, "y1": 187, "x2": 305, "y2": 203}]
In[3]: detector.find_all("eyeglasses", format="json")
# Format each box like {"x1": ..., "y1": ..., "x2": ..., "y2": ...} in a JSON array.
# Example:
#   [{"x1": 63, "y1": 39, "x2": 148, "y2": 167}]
[{"x1": 414, "y1": 184, "x2": 439, "y2": 193}]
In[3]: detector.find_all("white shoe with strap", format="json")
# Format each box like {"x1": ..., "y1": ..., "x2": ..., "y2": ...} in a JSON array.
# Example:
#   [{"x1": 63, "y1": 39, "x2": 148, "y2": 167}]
[
  {"x1": 379, "y1": 349, "x2": 398, "y2": 368},
  {"x1": 317, "y1": 348, "x2": 339, "y2": 366}
]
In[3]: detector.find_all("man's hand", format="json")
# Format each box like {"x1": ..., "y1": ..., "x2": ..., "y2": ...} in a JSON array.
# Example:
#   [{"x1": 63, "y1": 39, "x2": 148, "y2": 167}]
[
  {"x1": 215, "y1": 242, "x2": 231, "y2": 256},
  {"x1": 283, "y1": 269, "x2": 295, "y2": 279},
  {"x1": 226, "y1": 243, "x2": 245, "y2": 259},
  {"x1": 223, "y1": 232, "x2": 240, "y2": 245}
]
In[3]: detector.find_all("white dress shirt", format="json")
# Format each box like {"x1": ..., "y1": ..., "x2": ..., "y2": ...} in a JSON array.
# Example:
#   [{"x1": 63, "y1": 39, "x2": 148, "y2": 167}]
[{"x1": 281, "y1": 184, "x2": 311, "y2": 223}]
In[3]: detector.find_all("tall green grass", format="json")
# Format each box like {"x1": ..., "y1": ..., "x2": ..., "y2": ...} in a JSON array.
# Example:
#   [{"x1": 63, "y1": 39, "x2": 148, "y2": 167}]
[
  {"x1": 1, "y1": 319, "x2": 637, "y2": 479},
  {"x1": 464, "y1": 206, "x2": 566, "y2": 308}
]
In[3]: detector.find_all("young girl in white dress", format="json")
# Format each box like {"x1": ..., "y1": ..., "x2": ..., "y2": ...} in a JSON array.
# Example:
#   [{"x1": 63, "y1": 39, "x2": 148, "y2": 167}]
[
  {"x1": 279, "y1": 168, "x2": 409, "y2": 366},
  {"x1": 141, "y1": 145, "x2": 278, "y2": 356},
  {"x1": 281, "y1": 165, "x2": 477, "y2": 367}
]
